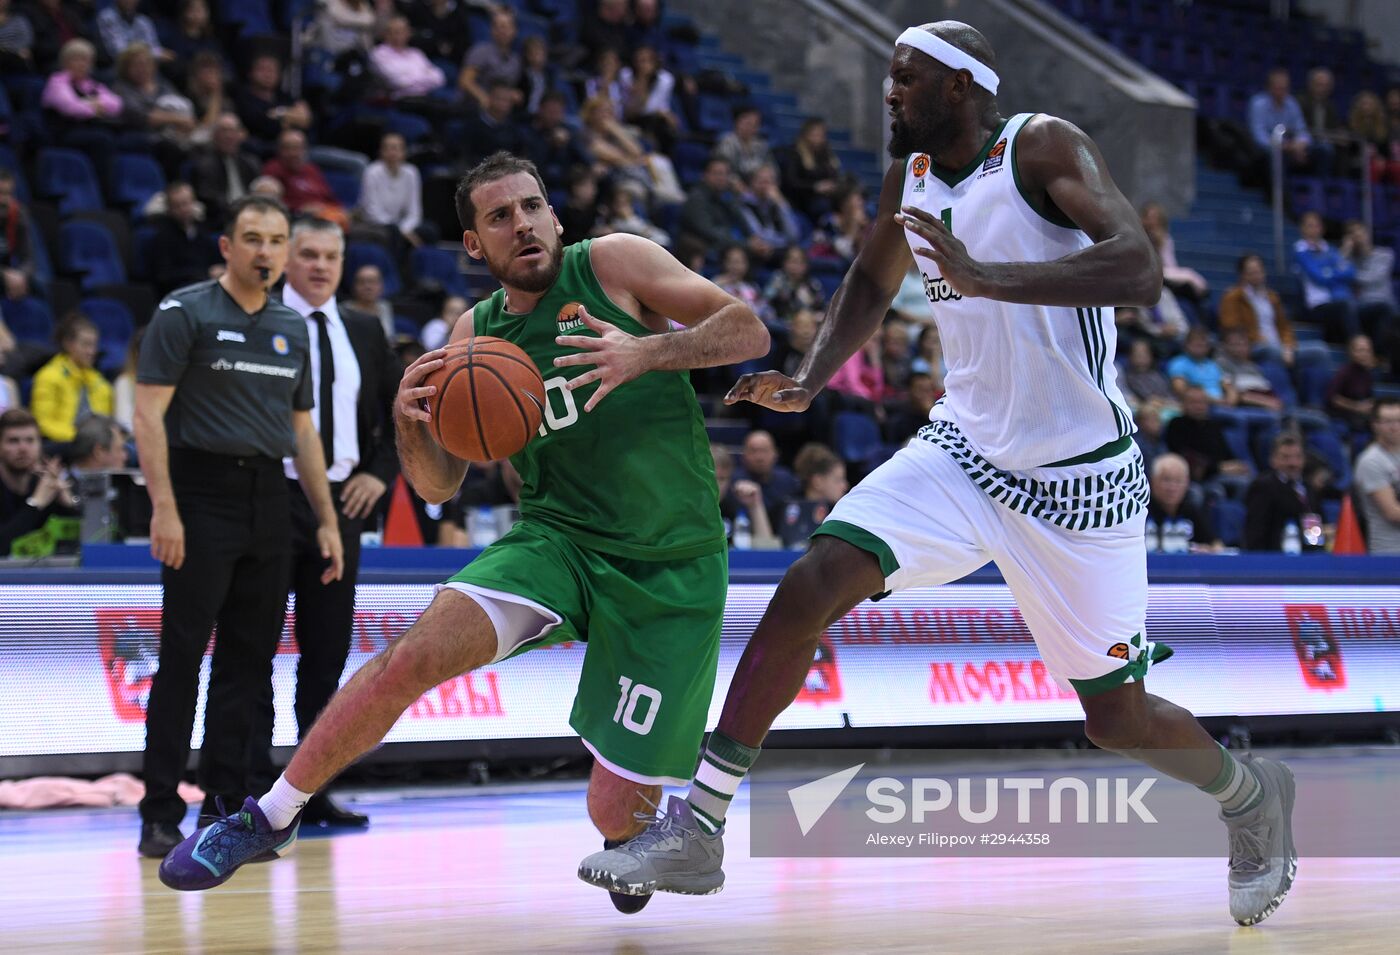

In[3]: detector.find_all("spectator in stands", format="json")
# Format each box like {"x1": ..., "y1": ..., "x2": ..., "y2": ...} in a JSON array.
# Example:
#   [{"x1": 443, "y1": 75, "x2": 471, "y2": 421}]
[
  {"x1": 827, "y1": 326, "x2": 886, "y2": 418},
  {"x1": 779, "y1": 307, "x2": 819, "y2": 380},
  {"x1": 371, "y1": 15, "x2": 447, "y2": 100},
  {"x1": 881, "y1": 318, "x2": 913, "y2": 399},
  {"x1": 1346, "y1": 91, "x2": 1397, "y2": 184},
  {"x1": 1218, "y1": 252, "x2": 1296, "y2": 365},
  {"x1": 883, "y1": 370, "x2": 938, "y2": 444},
  {"x1": 112, "y1": 329, "x2": 142, "y2": 431},
  {"x1": 1296, "y1": 67, "x2": 1348, "y2": 160},
  {"x1": 1114, "y1": 301, "x2": 1187, "y2": 357},
  {"x1": 742, "y1": 164, "x2": 801, "y2": 260},
  {"x1": 1132, "y1": 400, "x2": 1169, "y2": 473},
  {"x1": 0, "y1": 0, "x2": 34, "y2": 73},
  {"x1": 1119, "y1": 338, "x2": 1175, "y2": 411},
  {"x1": 459, "y1": 5, "x2": 521, "y2": 110},
  {"x1": 1165, "y1": 386, "x2": 1250, "y2": 483},
  {"x1": 713, "y1": 244, "x2": 770, "y2": 323},
  {"x1": 0, "y1": 169, "x2": 32, "y2": 301},
  {"x1": 1354, "y1": 397, "x2": 1400, "y2": 554},
  {"x1": 528, "y1": 92, "x2": 590, "y2": 186},
  {"x1": 1294, "y1": 210, "x2": 1358, "y2": 341},
  {"x1": 41, "y1": 38, "x2": 123, "y2": 152},
  {"x1": 236, "y1": 54, "x2": 313, "y2": 150},
  {"x1": 184, "y1": 51, "x2": 227, "y2": 148},
  {"x1": 1387, "y1": 87, "x2": 1400, "y2": 139},
  {"x1": 584, "y1": 47, "x2": 625, "y2": 116},
  {"x1": 250, "y1": 175, "x2": 283, "y2": 199},
  {"x1": 764, "y1": 246, "x2": 824, "y2": 324},
  {"x1": 1244, "y1": 432, "x2": 1324, "y2": 551},
  {"x1": 620, "y1": 45, "x2": 678, "y2": 154},
  {"x1": 1248, "y1": 67, "x2": 1328, "y2": 174},
  {"x1": 262, "y1": 129, "x2": 350, "y2": 229},
  {"x1": 192, "y1": 114, "x2": 260, "y2": 226},
  {"x1": 31, "y1": 312, "x2": 113, "y2": 443},
  {"x1": 679, "y1": 155, "x2": 754, "y2": 263},
  {"x1": 579, "y1": 0, "x2": 631, "y2": 66},
  {"x1": 1140, "y1": 202, "x2": 1208, "y2": 304},
  {"x1": 631, "y1": 0, "x2": 663, "y2": 50},
  {"x1": 558, "y1": 165, "x2": 606, "y2": 245},
  {"x1": 1167, "y1": 327, "x2": 1230, "y2": 403},
  {"x1": 349, "y1": 263, "x2": 395, "y2": 341},
  {"x1": 1343, "y1": 220, "x2": 1397, "y2": 366},
  {"x1": 359, "y1": 132, "x2": 430, "y2": 250},
  {"x1": 775, "y1": 443, "x2": 848, "y2": 550},
  {"x1": 1218, "y1": 328, "x2": 1283, "y2": 413},
  {"x1": 461, "y1": 80, "x2": 532, "y2": 164},
  {"x1": 410, "y1": 0, "x2": 474, "y2": 68},
  {"x1": 576, "y1": 93, "x2": 676, "y2": 204},
  {"x1": 735, "y1": 429, "x2": 798, "y2": 506},
  {"x1": 813, "y1": 188, "x2": 871, "y2": 262},
  {"x1": 311, "y1": 0, "x2": 378, "y2": 57},
  {"x1": 1146, "y1": 453, "x2": 1220, "y2": 554},
  {"x1": 1325, "y1": 333, "x2": 1377, "y2": 434},
  {"x1": 711, "y1": 443, "x2": 777, "y2": 549},
  {"x1": 716, "y1": 105, "x2": 774, "y2": 185},
  {"x1": 420, "y1": 294, "x2": 466, "y2": 351},
  {"x1": 67, "y1": 413, "x2": 126, "y2": 473},
  {"x1": 0, "y1": 409, "x2": 78, "y2": 556},
  {"x1": 113, "y1": 42, "x2": 197, "y2": 164},
  {"x1": 600, "y1": 182, "x2": 669, "y2": 246},
  {"x1": 780, "y1": 117, "x2": 844, "y2": 220},
  {"x1": 162, "y1": 0, "x2": 220, "y2": 83},
  {"x1": 28, "y1": 0, "x2": 92, "y2": 75},
  {"x1": 150, "y1": 182, "x2": 220, "y2": 296},
  {"x1": 97, "y1": 0, "x2": 169, "y2": 64},
  {"x1": 910, "y1": 323, "x2": 945, "y2": 389},
  {"x1": 516, "y1": 35, "x2": 557, "y2": 117}
]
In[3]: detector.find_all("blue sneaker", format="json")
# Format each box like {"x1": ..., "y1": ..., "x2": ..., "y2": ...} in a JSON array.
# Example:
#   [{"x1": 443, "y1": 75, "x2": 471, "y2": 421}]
[{"x1": 158, "y1": 797, "x2": 301, "y2": 891}]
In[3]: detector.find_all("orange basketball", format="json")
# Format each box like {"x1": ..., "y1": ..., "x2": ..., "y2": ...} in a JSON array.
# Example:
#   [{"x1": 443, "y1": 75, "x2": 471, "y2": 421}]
[{"x1": 423, "y1": 336, "x2": 545, "y2": 462}]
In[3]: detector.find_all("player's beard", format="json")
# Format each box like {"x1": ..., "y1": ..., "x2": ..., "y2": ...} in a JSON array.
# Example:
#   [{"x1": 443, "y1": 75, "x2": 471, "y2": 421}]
[
  {"x1": 888, "y1": 97, "x2": 957, "y2": 159},
  {"x1": 487, "y1": 238, "x2": 564, "y2": 294}
]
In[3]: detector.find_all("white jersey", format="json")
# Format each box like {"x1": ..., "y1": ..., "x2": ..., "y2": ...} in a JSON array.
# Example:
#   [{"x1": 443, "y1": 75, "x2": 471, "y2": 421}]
[{"x1": 902, "y1": 112, "x2": 1135, "y2": 471}]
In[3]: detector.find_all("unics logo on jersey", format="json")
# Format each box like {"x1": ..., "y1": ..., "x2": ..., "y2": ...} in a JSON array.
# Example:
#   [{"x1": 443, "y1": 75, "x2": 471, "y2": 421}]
[
  {"x1": 922, "y1": 272, "x2": 962, "y2": 304},
  {"x1": 557, "y1": 301, "x2": 585, "y2": 332}
]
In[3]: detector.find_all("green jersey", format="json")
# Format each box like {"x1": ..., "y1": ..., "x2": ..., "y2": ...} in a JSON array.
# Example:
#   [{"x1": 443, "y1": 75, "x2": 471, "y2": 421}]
[{"x1": 471, "y1": 240, "x2": 724, "y2": 561}]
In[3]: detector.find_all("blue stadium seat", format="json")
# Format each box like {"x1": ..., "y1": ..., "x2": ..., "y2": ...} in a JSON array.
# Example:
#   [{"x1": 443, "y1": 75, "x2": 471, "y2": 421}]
[
  {"x1": 410, "y1": 247, "x2": 469, "y2": 298},
  {"x1": 1307, "y1": 426, "x2": 1352, "y2": 490},
  {"x1": 697, "y1": 95, "x2": 734, "y2": 134},
  {"x1": 384, "y1": 110, "x2": 433, "y2": 144},
  {"x1": 345, "y1": 241, "x2": 402, "y2": 298},
  {"x1": 130, "y1": 223, "x2": 159, "y2": 282},
  {"x1": 1211, "y1": 497, "x2": 1246, "y2": 548},
  {"x1": 832, "y1": 411, "x2": 883, "y2": 465},
  {"x1": 81, "y1": 297, "x2": 135, "y2": 343},
  {"x1": 1293, "y1": 354, "x2": 1334, "y2": 408},
  {"x1": 59, "y1": 220, "x2": 127, "y2": 289},
  {"x1": 109, "y1": 153, "x2": 167, "y2": 214},
  {"x1": 323, "y1": 169, "x2": 361, "y2": 209},
  {"x1": 35, "y1": 148, "x2": 104, "y2": 215},
  {"x1": 0, "y1": 296, "x2": 53, "y2": 345}
]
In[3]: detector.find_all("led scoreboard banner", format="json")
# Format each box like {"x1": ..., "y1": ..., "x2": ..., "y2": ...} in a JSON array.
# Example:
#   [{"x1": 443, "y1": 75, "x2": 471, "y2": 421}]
[{"x1": 2, "y1": 580, "x2": 1398, "y2": 761}]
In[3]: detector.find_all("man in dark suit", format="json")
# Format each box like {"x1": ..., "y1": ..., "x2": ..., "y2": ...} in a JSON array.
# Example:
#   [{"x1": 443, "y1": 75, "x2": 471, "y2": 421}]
[
  {"x1": 192, "y1": 115, "x2": 263, "y2": 227},
  {"x1": 150, "y1": 182, "x2": 222, "y2": 296},
  {"x1": 251, "y1": 218, "x2": 400, "y2": 826},
  {"x1": 1244, "y1": 432, "x2": 1324, "y2": 552}
]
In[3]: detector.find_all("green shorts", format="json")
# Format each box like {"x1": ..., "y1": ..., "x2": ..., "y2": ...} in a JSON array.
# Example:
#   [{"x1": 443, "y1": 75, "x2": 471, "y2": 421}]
[{"x1": 448, "y1": 520, "x2": 727, "y2": 785}]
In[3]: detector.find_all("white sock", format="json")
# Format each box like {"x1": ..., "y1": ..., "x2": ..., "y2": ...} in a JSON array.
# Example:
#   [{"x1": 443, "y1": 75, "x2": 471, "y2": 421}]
[{"x1": 257, "y1": 774, "x2": 313, "y2": 829}]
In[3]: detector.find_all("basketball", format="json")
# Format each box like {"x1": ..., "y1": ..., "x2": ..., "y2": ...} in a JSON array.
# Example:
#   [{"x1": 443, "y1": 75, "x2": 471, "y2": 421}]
[{"x1": 423, "y1": 336, "x2": 545, "y2": 462}]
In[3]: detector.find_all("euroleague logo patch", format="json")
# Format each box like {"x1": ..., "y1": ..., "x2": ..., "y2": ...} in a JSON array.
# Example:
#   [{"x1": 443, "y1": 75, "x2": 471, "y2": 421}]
[
  {"x1": 1106, "y1": 642, "x2": 1132, "y2": 660},
  {"x1": 982, "y1": 139, "x2": 1007, "y2": 173},
  {"x1": 911, "y1": 154, "x2": 930, "y2": 177},
  {"x1": 272, "y1": 333, "x2": 290, "y2": 356},
  {"x1": 556, "y1": 301, "x2": 585, "y2": 333}
]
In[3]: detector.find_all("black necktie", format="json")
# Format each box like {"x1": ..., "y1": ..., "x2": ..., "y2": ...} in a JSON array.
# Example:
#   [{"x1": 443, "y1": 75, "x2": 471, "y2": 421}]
[{"x1": 311, "y1": 310, "x2": 335, "y2": 470}]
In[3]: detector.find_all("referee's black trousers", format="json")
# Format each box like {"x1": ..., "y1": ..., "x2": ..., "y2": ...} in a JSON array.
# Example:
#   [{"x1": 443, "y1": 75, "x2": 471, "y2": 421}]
[
  {"x1": 248, "y1": 480, "x2": 364, "y2": 789},
  {"x1": 139, "y1": 450, "x2": 291, "y2": 826}
]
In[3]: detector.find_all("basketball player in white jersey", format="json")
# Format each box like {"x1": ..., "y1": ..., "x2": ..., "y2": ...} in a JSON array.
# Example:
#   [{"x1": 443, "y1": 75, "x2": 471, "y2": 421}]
[{"x1": 579, "y1": 21, "x2": 1296, "y2": 926}]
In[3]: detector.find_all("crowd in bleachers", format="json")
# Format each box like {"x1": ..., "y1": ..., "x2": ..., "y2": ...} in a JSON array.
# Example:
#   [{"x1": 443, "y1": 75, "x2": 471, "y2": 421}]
[{"x1": 1, "y1": 0, "x2": 1399, "y2": 556}]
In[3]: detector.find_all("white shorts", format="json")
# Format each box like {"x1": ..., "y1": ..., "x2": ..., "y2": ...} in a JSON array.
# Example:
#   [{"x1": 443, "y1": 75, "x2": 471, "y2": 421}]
[
  {"x1": 814, "y1": 432, "x2": 1170, "y2": 695},
  {"x1": 437, "y1": 582, "x2": 560, "y2": 664}
]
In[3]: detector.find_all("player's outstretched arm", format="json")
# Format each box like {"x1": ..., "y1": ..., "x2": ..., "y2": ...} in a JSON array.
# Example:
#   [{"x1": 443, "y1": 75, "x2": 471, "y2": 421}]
[
  {"x1": 899, "y1": 116, "x2": 1161, "y2": 308},
  {"x1": 393, "y1": 310, "x2": 472, "y2": 504},
  {"x1": 728, "y1": 161, "x2": 911, "y2": 412}
]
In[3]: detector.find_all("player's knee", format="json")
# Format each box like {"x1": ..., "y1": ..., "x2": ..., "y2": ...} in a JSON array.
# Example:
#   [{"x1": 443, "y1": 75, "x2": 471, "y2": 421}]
[{"x1": 377, "y1": 636, "x2": 446, "y2": 700}]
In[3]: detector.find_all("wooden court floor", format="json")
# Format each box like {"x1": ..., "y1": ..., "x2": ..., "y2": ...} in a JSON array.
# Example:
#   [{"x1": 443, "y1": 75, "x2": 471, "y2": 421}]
[{"x1": 2, "y1": 753, "x2": 1397, "y2": 954}]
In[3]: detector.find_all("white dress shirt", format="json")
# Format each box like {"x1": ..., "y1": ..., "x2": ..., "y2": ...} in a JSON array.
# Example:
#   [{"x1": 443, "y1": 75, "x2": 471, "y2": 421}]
[{"x1": 282, "y1": 285, "x2": 362, "y2": 483}]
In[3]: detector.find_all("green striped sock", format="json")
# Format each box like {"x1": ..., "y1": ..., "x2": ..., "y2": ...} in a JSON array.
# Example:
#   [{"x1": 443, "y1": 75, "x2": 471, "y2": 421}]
[
  {"x1": 1201, "y1": 746, "x2": 1264, "y2": 817},
  {"x1": 687, "y1": 731, "x2": 760, "y2": 834}
]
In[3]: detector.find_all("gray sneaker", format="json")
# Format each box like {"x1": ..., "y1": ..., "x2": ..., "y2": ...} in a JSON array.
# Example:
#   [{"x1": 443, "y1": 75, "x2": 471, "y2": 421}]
[
  {"x1": 578, "y1": 795, "x2": 725, "y2": 897},
  {"x1": 1223, "y1": 754, "x2": 1297, "y2": 926}
]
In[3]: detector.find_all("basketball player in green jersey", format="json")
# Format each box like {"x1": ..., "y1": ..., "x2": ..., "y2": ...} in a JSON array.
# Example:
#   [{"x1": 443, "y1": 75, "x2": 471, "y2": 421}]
[
  {"x1": 157, "y1": 153, "x2": 769, "y2": 912},
  {"x1": 582, "y1": 23, "x2": 1296, "y2": 926}
]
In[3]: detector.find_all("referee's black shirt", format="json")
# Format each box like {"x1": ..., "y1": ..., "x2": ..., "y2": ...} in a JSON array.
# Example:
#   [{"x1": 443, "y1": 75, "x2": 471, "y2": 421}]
[{"x1": 137, "y1": 279, "x2": 314, "y2": 458}]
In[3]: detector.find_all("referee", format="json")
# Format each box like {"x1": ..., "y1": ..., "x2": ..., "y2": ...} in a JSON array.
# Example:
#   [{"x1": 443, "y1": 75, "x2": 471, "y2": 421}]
[{"x1": 133, "y1": 195, "x2": 344, "y2": 859}]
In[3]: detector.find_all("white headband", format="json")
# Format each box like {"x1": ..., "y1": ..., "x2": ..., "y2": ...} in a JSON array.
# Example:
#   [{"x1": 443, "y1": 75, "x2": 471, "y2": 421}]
[{"x1": 896, "y1": 28, "x2": 999, "y2": 94}]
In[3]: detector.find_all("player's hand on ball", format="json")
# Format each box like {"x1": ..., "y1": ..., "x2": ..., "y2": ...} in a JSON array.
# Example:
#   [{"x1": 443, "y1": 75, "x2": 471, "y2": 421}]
[
  {"x1": 894, "y1": 205, "x2": 988, "y2": 298},
  {"x1": 554, "y1": 306, "x2": 647, "y2": 413},
  {"x1": 725, "y1": 370, "x2": 814, "y2": 412},
  {"x1": 396, "y1": 348, "x2": 447, "y2": 422}
]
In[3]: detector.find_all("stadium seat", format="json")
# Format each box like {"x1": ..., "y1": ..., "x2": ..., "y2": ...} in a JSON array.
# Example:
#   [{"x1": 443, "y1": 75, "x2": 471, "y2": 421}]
[
  {"x1": 383, "y1": 110, "x2": 433, "y2": 144},
  {"x1": 35, "y1": 148, "x2": 104, "y2": 215},
  {"x1": 108, "y1": 154, "x2": 167, "y2": 215},
  {"x1": 1211, "y1": 498, "x2": 1246, "y2": 548},
  {"x1": 833, "y1": 411, "x2": 883, "y2": 465},
  {"x1": 323, "y1": 169, "x2": 361, "y2": 209},
  {"x1": 410, "y1": 247, "x2": 469, "y2": 298},
  {"x1": 345, "y1": 241, "x2": 402, "y2": 298},
  {"x1": 80, "y1": 297, "x2": 135, "y2": 344},
  {"x1": 130, "y1": 223, "x2": 159, "y2": 283},
  {"x1": 0, "y1": 295, "x2": 53, "y2": 345},
  {"x1": 58, "y1": 220, "x2": 127, "y2": 289}
]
